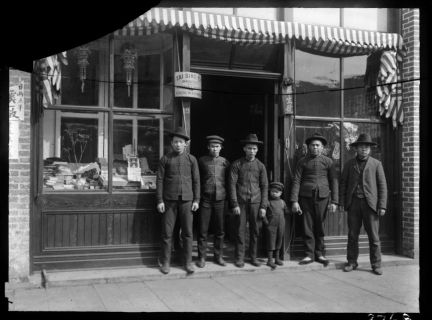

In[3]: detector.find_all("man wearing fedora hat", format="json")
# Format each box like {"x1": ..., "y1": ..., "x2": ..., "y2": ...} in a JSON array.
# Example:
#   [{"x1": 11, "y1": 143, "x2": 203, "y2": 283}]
[
  {"x1": 290, "y1": 132, "x2": 338, "y2": 266},
  {"x1": 156, "y1": 127, "x2": 200, "y2": 274},
  {"x1": 229, "y1": 134, "x2": 268, "y2": 268},
  {"x1": 196, "y1": 135, "x2": 231, "y2": 268},
  {"x1": 339, "y1": 133, "x2": 387, "y2": 275}
]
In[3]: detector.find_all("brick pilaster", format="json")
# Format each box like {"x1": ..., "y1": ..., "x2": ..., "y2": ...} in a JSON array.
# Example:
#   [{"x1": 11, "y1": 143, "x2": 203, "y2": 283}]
[
  {"x1": 9, "y1": 69, "x2": 32, "y2": 281},
  {"x1": 401, "y1": 8, "x2": 420, "y2": 259}
]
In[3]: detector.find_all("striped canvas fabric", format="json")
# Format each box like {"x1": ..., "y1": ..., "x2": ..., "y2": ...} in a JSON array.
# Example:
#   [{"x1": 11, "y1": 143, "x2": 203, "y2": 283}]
[
  {"x1": 376, "y1": 51, "x2": 403, "y2": 127},
  {"x1": 34, "y1": 8, "x2": 407, "y2": 126}
]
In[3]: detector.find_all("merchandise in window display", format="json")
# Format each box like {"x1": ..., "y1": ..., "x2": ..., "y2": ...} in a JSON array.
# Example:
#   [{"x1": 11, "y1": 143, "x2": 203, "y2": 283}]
[{"x1": 73, "y1": 45, "x2": 92, "y2": 92}]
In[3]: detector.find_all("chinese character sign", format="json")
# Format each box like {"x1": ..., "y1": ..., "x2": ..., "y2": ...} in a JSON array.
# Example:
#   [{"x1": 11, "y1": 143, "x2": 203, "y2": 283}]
[{"x1": 9, "y1": 81, "x2": 25, "y2": 121}]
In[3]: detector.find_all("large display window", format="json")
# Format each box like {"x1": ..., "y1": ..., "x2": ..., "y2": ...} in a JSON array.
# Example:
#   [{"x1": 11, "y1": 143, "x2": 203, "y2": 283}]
[{"x1": 41, "y1": 33, "x2": 174, "y2": 193}]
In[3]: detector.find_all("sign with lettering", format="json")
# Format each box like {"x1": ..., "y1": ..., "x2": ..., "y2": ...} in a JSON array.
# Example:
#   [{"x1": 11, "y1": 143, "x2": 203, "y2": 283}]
[
  {"x1": 174, "y1": 72, "x2": 202, "y2": 99},
  {"x1": 9, "y1": 81, "x2": 25, "y2": 121}
]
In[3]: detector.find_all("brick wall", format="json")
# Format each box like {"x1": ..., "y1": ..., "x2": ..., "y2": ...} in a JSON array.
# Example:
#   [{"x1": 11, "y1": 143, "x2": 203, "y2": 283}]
[
  {"x1": 401, "y1": 8, "x2": 420, "y2": 259},
  {"x1": 9, "y1": 69, "x2": 32, "y2": 280}
]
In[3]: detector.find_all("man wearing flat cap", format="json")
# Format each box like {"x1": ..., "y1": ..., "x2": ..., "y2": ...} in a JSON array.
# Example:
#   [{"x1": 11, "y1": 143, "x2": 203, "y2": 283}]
[
  {"x1": 229, "y1": 134, "x2": 268, "y2": 268},
  {"x1": 290, "y1": 132, "x2": 338, "y2": 266},
  {"x1": 339, "y1": 133, "x2": 387, "y2": 275},
  {"x1": 156, "y1": 127, "x2": 200, "y2": 274},
  {"x1": 196, "y1": 135, "x2": 231, "y2": 268}
]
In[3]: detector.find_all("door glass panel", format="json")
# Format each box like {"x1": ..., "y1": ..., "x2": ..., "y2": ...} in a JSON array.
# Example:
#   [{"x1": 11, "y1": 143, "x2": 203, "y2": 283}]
[
  {"x1": 233, "y1": 44, "x2": 278, "y2": 71},
  {"x1": 295, "y1": 50, "x2": 341, "y2": 117},
  {"x1": 294, "y1": 120, "x2": 341, "y2": 176},
  {"x1": 60, "y1": 37, "x2": 107, "y2": 106},
  {"x1": 344, "y1": 56, "x2": 380, "y2": 120},
  {"x1": 190, "y1": 34, "x2": 232, "y2": 68},
  {"x1": 42, "y1": 110, "x2": 107, "y2": 192},
  {"x1": 112, "y1": 114, "x2": 173, "y2": 190}
]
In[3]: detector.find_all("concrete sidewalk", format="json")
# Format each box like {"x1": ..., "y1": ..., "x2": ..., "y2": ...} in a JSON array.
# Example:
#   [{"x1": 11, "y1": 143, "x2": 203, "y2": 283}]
[{"x1": 6, "y1": 255, "x2": 419, "y2": 312}]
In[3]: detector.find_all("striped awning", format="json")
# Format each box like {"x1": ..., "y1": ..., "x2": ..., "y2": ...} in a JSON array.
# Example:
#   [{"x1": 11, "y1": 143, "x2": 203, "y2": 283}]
[{"x1": 115, "y1": 8, "x2": 407, "y2": 61}]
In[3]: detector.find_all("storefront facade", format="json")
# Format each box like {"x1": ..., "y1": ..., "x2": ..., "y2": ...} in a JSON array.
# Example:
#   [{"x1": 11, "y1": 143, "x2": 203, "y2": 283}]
[{"x1": 8, "y1": 7, "x2": 420, "y2": 279}]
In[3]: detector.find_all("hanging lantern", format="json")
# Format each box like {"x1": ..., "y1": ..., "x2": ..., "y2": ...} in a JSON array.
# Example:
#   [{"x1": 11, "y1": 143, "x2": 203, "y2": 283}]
[
  {"x1": 120, "y1": 42, "x2": 138, "y2": 97},
  {"x1": 73, "y1": 45, "x2": 91, "y2": 93}
]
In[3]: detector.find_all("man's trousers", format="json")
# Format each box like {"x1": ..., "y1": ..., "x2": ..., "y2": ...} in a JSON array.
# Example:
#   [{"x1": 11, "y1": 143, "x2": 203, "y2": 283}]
[
  {"x1": 197, "y1": 197, "x2": 225, "y2": 260},
  {"x1": 234, "y1": 201, "x2": 260, "y2": 262},
  {"x1": 160, "y1": 199, "x2": 193, "y2": 264},
  {"x1": 299, "y1": 192, "x2": 329, "y2": 259},
  {"x1": 347, "y1": 196, "x2": 382, "y2": 268}
]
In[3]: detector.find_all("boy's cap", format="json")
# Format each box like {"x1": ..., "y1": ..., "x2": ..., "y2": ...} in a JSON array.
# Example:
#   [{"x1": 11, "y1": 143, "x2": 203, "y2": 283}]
[
  {"x1": 269, "y1": 182, "x2": 284, "y2": 191},
  {"x1": 206, "y1": 135, "x2": 224, "y2": 144}
]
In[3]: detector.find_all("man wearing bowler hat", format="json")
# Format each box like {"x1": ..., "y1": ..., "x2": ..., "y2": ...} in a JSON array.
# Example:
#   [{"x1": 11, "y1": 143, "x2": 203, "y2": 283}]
[
  {"x1": 339, "y1": 133, "x2": 387, "y2": 275},
  {"x1": 229, "y1": 134, "x2": 268, "y2": 268},
  {"x1": 156, "y1": 127, "x2": 200, "y2": 274},
  {"x1": 196, "y1": 135, "x2": 230, "y2": 268},
  {"x1": 290, "y1": 132, "x2": 338, "y2": 266}
]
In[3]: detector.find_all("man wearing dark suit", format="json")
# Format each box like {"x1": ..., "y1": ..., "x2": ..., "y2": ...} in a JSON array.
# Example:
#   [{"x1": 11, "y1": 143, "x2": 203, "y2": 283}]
[
  {"x1": 196, "y1": 135, "x2": 230, "y2": 268},
  {"x1": 339, "y1": 133, "x2": 387, "y2": 275},
  {"x1": 229, "y1": 134, "x2": 268, "y2": 268},
  {"x1": 290, "y1": 133, "x2": 338, "y2": 266},
  {"x1": 156, "y1": 127, "x2": 200, "y2": 274}
]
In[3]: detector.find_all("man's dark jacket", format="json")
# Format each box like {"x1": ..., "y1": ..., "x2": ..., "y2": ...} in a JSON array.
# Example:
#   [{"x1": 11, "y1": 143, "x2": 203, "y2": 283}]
[
  {"x1": 229, "y1": 157, "x2": 268, "y2": 209},
  {"x1": 198, "y1": 155, "x2": 230, "y2": 201},
  {"x1": 290, "y1": 154, "x2": 338, "y2": 204},
  {"x1": 339, "y1": 156, "x2": 387, "y2": 212},
  {"x1": 156, "y1": 151, "x2": 200, "y2": 204}
]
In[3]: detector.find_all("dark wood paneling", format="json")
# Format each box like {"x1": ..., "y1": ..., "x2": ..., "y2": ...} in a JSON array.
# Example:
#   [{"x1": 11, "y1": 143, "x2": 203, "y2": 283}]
[
  {"x1": 47, "y1": 215, "x2": 55, "y2": 248},
  {"x1": 99, "y1": 214, "x2": 107, "y2": 245},
  {"x1": 62, "y1": 214, "x2": 70, "y2": 247},
  {"x1": 77, "y1": 214, "x2": 85, "y2": 246},
  {"x1": 69, "y1": 215, "x2": 77, "y2": 247},
  {"x1": 107, "y1": 213, "x2": 114, "y2": 245},
  {"x1": 84, "y1": 214, "x2": 92, "y2": 246},
  {"x1": 55, "y1": 215, "x2": 63, "y2": 247},
  {"x1": 91, "y1": 214, "x2": 100, "y2": 246},
  {"x1": 120, "y1": 214, "x2": 128, "y2": 244},
  {"x1": 113, "y1": 214, "x2": 121, "y2": 245}
]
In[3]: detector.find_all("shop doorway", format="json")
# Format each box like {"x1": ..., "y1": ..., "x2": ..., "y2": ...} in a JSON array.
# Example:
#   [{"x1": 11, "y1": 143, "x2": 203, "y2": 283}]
[{"x1": 190, "y1": 75, "x2": 276, "y2": 166}]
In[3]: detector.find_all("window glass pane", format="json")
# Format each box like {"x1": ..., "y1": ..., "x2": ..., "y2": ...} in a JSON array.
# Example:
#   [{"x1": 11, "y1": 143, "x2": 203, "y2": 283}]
[
  {"x1": 341, "y1": 122, "x2": 387, "y2": 166},
  {"x1": 237, "y1": 8, "x2": 276, "y2": 20},
  {"x1": 294, "y1": 120, "x2": 341, "y2": 176},
  {"x1": 292, "y1": 8, "x2": 340, "y2": 27},
  {"x1": 344, "y1": 56, "x2": 380, "y2": 120},
  {"x1": 190, "y1": 34, "x2": 232, "y2": 68},
  {"x1": 114, "y1": 33, "x2": 172, "y2": 109},
  {"x1": 295, "y1": 50, "x2": 340, "y2": 117},
  {"x1": 43, "y1": 110, "x2": 107, "y2": 191},
  {"x1": 112, "y1": 114, "x2": 173, "y2": 190},
  {"x1": 344, "y1": 8, "x2": 388, "y2": 32},
  {"x1": 233, "y1": 44, "x2": 278, "y2": 71},
  {"x1": 191, "y1": 7, "x2": 234, "y2": 15},
  {"x1": 61, "y1": 37, "x2": 107, "y2": 106}
]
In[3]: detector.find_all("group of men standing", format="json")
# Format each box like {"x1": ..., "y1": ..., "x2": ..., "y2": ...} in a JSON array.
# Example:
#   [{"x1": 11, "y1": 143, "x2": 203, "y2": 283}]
[{"x1": 156, "y1": 127, "x2": 387, "y2": 276}]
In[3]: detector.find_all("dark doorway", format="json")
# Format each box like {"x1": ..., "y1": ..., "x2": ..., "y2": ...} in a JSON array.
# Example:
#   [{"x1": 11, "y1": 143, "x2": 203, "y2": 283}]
[{"x1": 190, "y1": 75, "x2": 274, "y2": 164}]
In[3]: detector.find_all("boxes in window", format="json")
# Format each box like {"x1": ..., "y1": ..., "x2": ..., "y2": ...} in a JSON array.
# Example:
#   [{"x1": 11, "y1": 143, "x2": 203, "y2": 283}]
[
  {"x1": 99, "y1": 174, "x2": 141, "y2": 187},
  {"x1": 141, "y1": 175, "x2": 156, "y2": 190}
]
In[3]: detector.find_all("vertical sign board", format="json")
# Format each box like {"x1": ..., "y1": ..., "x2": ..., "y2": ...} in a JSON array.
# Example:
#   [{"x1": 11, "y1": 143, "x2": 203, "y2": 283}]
[
  {"x1": 9, "y1": 81, "x2": 24, "y2": 159},
  {"x1": 174, "y1": 72, "x2": 202, "y2": 99}
]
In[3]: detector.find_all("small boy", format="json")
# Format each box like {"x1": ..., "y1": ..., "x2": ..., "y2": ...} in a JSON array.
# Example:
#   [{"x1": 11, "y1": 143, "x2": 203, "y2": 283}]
[{"x1": 263, "y1": 182, "x2": 289, "y2": 268}]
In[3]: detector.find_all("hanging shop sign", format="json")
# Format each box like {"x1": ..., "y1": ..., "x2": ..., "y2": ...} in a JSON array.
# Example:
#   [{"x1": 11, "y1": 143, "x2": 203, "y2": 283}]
[
  {"x1": 9, "y1": 81, "x2": 25, "y2": 121},
  {"x1": 174, "y1": 72, "x2": 202, "y2": 99}
]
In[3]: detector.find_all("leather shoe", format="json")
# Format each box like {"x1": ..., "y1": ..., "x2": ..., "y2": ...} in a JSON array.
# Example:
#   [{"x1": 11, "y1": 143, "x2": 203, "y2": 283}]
[
  {"x1": 315, "y1": 257, "x2": 330, "y2": 267},
  {"x1": 214, "y1": 257, "x2": 227, "y2": 267},
  {"x1": 344, "y1": 263, "x2": 358, "y2": 272},
  {"x1": 160, "y1": 262, "x2": 170, "y2": 274},
  {"x1": 250, "y1": 259, "x2": 262, "y2": 267},
  {"x1": 372, "y1": 267, "x2": 383, "y2": 275},
  {"x1": 299, "y1": 258, "x2": 313, "y2": 265},
  {"x1": 185, "y1": 262, "x2": 195, "y2": 273},
  {"x1": 196, "y1": 259, "x2": 205, "y2": 268},
  {"x1": 275, "y1": 258, "x2": 284, "y2": 266},
  {"x1": 267, "y1": 260, "x2": 277, "y2": 268},
  {"x1": 235, "y1": 261, "x2": 244, "y2": 268}
]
